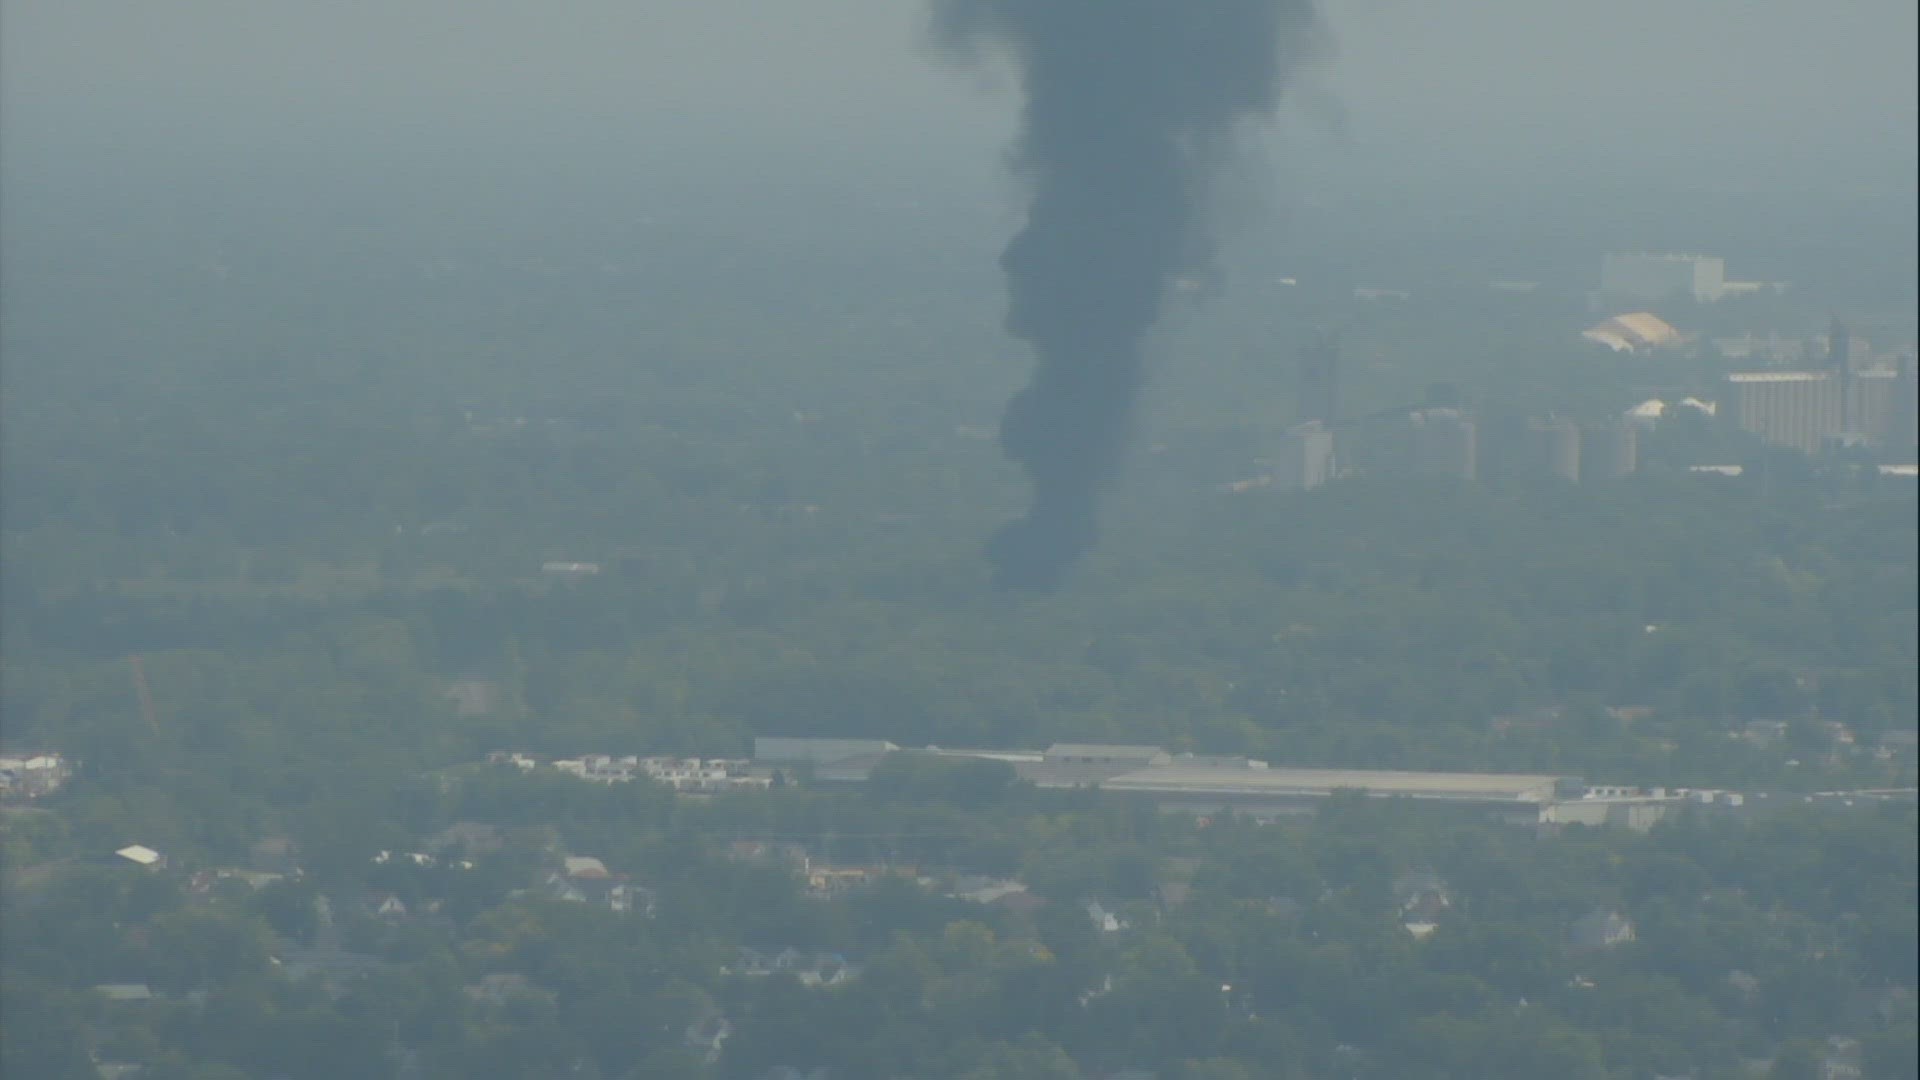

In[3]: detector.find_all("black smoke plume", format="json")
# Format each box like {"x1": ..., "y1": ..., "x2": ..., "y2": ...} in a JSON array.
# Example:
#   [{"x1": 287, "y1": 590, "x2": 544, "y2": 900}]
[{"x1": 934, "y1": 0, "x2": 1321, "y2": 591}]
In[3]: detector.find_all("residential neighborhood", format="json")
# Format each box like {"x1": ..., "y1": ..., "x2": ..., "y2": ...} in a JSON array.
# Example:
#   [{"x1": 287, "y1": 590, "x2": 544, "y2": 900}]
[
  {"x1": 484, "y1": 750, "x2": 775, "y2": 793},
  {"x1": 0, "y1": 749, "x2": 72, "y2": 800}
]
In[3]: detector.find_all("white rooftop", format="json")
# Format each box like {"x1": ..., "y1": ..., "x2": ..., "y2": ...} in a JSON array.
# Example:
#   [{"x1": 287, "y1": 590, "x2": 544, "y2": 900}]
[
  {"x1": 1726, "y1": 371, "x2": 1830, "y2": 383},
  {"x1": 563, "y1": 856, "x2": 609, "y2": 879},
  {"x1": 1044, "y1": 744, "x2": 1169, "y2": 758},
  {"x1": 1098, "y1": 765, "x2": 1566, "y2": 804}
]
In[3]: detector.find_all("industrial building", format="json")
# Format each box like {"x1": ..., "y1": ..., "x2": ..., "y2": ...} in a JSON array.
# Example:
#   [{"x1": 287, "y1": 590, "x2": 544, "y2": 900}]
[
  {"x1": 760, "y1": 738, "x2": 1681, "y2": 830},
  {"x1": 1600, "y1": 253, "x2": 1727, "y2": 304},
  {"x1": 1718, "y1": 318, "x2": 1915, "y2": 456},
  {"x1": 1726, "y1": 369, "x2": 1906, "y2": 454},
  {"x1": 1726, "y1": 372, "x2": 1841, "y2": 453},
  {"x1": 1834, "y1": 368, "x2": 1907, "y2": 452},
  {"x1": 753, "y1": 737, "x2": 896, "y2": 765},
  {"x1": 1039, "y1": 753, "x2": 1682, "y2": 830},
  {"x1": 1043, "y1": 744, "x2": 1172, "y2": 770},
  {"x1": 1091, "y1": 762, "x2": 1574, "y2": 825}
]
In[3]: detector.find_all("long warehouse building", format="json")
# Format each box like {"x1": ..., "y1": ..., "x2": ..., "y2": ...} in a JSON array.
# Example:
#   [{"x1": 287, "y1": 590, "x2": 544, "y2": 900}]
[{"x1": 758, "y1": 738, "x2": 1675, "y2": 829}]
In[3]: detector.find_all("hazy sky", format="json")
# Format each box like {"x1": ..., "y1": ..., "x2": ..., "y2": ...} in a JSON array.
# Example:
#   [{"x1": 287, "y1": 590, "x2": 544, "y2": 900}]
[
  {"x1": 1326, "y1": 0, "x2": 1915, "y2": 188},
  {"x1": 5, "y1": 0, "x2": 1914, "y2": 197}
]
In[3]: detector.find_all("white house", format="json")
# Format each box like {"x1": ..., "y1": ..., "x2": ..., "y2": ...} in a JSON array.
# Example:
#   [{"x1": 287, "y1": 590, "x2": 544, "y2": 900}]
[
  {"x1": 1084, "y1": 900, "x2": 1127, "y2": 934},
  {"x1": 684, "y1": 1017, "x2": 734, "y2": 1065},
  {"x1": 1571, "y1": 908, "x2": 1636, "y2": 949}
]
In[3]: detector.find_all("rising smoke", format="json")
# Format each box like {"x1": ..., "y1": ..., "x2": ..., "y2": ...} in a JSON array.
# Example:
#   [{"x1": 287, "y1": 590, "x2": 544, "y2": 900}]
[{"x1": 933, "y1": 0, "x2": 1321, "y2": 591}]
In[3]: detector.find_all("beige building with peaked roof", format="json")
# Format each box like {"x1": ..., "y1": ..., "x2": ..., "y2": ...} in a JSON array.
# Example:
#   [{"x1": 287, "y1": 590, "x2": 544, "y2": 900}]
[{"x1": 1583, "y1": 311, "x2": 1682, "y2": 353}]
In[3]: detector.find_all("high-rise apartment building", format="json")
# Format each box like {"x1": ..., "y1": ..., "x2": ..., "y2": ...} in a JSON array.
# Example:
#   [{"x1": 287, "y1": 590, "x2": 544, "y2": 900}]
[
  {"x1": 1412, "y1": 410, "x2": 1478, "y2": 480},
  {"x1": 1272, "y1": 421, "x2": 1336, "y2": 492},
  {"x1": 1525, "y1": 418, "x2": 1583, "y2": 482},
  {"x1": 1580, "y1": 421, "x2": 1639, "y2": 480},
  {"x1": 1339, "y1": 408, "x2": 1477, "y2": 481}
]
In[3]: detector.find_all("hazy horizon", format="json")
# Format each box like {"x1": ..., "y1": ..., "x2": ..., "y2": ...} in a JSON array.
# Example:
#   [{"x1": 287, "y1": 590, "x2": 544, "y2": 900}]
[{"x1": 5, "y1": 0, "x2": 1913, "y2": 199}]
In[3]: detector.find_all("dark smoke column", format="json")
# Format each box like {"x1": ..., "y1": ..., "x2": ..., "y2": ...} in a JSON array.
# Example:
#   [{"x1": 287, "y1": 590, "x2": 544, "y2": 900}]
[{"x1": 934, "y1": 0, "x2": 1319, "y2": 590}]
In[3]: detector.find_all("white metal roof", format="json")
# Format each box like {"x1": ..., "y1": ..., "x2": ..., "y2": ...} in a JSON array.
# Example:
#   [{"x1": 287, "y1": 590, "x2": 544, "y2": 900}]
[
  {"x1": 1583, "y1": 312, "x2": 1680, "y2": 353},
  {"x1": 1044, "y1": 744, "x2": 1168, "y2": 758},
  {"x1": 1726, "y1": 371, "x2": 1829, "y2": 383},
  {"x1": 1098, "y1": 765, "x2": 1566, "y2": 804}
]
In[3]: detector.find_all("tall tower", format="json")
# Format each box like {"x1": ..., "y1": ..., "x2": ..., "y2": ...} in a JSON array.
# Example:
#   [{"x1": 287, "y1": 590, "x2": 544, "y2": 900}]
[
  {"x1": 1830, "y1": 317, "x2": 1859, "y2": 448},
  {"x1": 1828, "y1": 316, "x2": 1852, "y2": 372},
  {"x1": 1298, "y1": 339, "x2": 1340, "y2": 425},
  {"x1": 1899, "y1": 352, "x2": 1919, "y2": 454}
]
